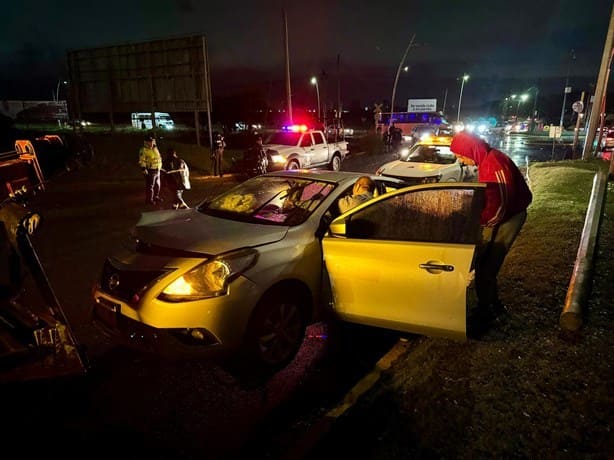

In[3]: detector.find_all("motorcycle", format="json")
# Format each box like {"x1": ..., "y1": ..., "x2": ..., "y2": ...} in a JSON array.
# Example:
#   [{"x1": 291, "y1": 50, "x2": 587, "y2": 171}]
[{"x1": 0, "y1": 187, "x2": 88, "y2": 383}]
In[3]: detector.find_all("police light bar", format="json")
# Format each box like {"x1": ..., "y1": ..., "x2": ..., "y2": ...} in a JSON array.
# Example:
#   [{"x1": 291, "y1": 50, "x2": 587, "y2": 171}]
[{"x1": 282, "y1": 124, "x2": 309, "y2": 132}]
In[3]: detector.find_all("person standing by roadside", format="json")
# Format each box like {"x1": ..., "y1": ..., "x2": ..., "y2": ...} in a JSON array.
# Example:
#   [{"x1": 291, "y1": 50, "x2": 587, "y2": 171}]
[
  {"x1": 449, "y1": 131, "x2": 533, "y2": 327},
  {"x1": 162, "y1": 147, "x2": 190, "y2": 209},
  {"x1": 244, "y1": 134, "x2": 268, "y2": 177},
  {"x1": 138, "y1": 134, "x2": 163, "y2": 205},
  {"x1": 390, "y1": 124, "x2": 402, "y2": 153},
  {"x1": 212, "y1": 132, "x2": 226, "y2": 177}
]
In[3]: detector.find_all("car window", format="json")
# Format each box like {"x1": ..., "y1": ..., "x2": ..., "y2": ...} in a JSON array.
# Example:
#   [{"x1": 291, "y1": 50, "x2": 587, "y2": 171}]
[
  {"x1": 375, "y1": 178, "x2": 406, "y2": 194},
  {"x1": 266, "y1": 132, "x2": 302, "y2": 146},
  {"x1": 312, "y1": 132, "x2": 324, "y2": 144},
  {"x1": 300, "y1": 134, "x2": 313, "y2": 147},
  {"x1": 344, "y1": 187, "x2": 484, "y2": 244}
]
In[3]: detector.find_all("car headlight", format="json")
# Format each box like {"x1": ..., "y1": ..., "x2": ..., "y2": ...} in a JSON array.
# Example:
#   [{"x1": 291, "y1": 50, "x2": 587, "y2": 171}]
[
  {"x1": 159, "y1": 248, "x2": 258, "y2": 301},
  {"x1": 399, "y1": 148, "x2": 410, "y2": 158},
  {"x1": 269, "y1": 153, "x2": 285, "y2": 164}
]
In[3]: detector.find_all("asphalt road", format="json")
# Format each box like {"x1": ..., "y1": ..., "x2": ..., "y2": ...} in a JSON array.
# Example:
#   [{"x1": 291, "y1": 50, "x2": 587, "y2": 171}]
[
  {"x1": 0, "y1": 140, "x2": 401, "y2": 460},
  {"x1": 0, "y1": 131, "x2": 576, "y2": 459}
]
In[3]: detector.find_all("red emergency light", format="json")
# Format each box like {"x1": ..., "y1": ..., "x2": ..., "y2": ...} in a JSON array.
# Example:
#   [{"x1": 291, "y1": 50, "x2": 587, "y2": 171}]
[{"x1": 282, "y1": 124, "x2": 309, "y2": 132}]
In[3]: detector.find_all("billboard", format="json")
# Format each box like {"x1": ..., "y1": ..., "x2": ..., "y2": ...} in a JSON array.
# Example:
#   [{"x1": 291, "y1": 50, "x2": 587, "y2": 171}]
[
  {"x1": 407, "y1": 99, "x2": 437, "y2": 113},
  {"x1": 66, "y1": 35, "x2": 210, "y2": 116}
]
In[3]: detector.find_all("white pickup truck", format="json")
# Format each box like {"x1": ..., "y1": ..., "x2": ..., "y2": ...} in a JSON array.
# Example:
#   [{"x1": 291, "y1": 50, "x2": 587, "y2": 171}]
[{"x1": 264, "y1": 127, "x2": 349, "y2": 171}]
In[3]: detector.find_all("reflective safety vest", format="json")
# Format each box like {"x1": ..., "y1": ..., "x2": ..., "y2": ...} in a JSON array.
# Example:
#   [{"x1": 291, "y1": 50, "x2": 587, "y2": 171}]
[{"x1": 138, "y1": 146, "x2": 162, "y2": 170}]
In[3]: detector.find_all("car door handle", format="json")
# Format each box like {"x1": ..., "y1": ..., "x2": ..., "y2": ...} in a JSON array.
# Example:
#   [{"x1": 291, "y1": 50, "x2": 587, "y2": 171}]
[{"x1": 419, "y1": 263, "x2": 454, "y2": 272}]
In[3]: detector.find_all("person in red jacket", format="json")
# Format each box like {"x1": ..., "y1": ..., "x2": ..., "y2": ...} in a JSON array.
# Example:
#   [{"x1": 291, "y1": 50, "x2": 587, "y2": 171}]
[{"x1": 450, "y1": 131, "x2": 533, "y2": 326}]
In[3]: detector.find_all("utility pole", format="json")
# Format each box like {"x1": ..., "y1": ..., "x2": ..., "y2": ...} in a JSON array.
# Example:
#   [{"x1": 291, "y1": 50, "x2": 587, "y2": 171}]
[
  {"x1": 337, "y1": 54, "x2": 342, "y2": 135},
  {"x1": 283, "y1": 9, "x2": 293, "y2": 124},
  {"x1": 559, "y1": 49, "x2": 576, "y2": 130},
  {"x1": 582, "y1": 3, "x2": 614, "y2": 160}
]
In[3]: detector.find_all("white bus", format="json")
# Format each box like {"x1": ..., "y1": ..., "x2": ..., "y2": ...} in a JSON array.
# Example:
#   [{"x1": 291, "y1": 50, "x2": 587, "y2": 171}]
[{"x1": 131, "y1": 112, "x2": 175, "y2": 130}]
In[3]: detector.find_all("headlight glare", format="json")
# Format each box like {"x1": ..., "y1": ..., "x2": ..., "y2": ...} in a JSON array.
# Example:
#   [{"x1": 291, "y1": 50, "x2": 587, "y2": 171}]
[{"x1": 160, "y1": 248, "x2": 258, "y2": 301}]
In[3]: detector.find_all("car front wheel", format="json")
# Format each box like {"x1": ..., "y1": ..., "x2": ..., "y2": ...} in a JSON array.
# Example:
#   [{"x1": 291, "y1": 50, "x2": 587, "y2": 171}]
[{"x1": 244, "y1": 289, "x2": 306, "y2": 371}]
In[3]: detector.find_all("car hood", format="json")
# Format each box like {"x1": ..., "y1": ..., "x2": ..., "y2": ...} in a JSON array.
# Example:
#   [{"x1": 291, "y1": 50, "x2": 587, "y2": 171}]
[
  {"x1": 134, "y1": 209, "x2": 289, "y2": 255},
  {"x1": 379, "y1": 160, "x2": 453, "y2": 178}
]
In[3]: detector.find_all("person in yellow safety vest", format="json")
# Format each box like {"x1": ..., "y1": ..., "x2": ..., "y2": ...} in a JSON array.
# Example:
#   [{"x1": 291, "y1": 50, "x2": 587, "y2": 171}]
[{"x1": 138, "y1": 134, "x2": 163, "y2": 205}]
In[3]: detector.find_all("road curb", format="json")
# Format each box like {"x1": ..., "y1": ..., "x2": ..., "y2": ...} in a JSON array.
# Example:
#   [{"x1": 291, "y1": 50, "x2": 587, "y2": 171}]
[{"x1": 283, "y1": 338, "x2": 411, "y2": 460}]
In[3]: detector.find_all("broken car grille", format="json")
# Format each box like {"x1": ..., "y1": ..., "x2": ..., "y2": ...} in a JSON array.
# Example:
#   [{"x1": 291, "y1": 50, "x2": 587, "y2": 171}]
[{"x1": 99, "y1": 258, "x2": 169, "y2": 303}]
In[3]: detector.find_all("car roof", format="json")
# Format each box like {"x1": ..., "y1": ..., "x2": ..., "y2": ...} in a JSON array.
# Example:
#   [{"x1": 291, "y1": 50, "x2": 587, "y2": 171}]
[{"x1": 261, "y1": 169, "x2": 406, "y2": 185}]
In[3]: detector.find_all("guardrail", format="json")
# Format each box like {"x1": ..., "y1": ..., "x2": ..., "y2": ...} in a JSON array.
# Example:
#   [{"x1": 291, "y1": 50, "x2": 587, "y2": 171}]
[{"x1": 560, "y1": 169, "x2": 609, "y2": 331}]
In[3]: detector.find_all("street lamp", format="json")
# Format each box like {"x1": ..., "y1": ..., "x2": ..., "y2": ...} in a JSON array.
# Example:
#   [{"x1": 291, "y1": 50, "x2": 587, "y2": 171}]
[
  {"x1": 456, "y1": 74, "x2": 469, "y2": 123},
  {"x1": 54, "y1": 80, "x2": 67, "y2": 102},
  {"x1": 526, "y1": 86, "x2": 539, "y2": 119},
  {"x1": 516, "y1": 94, "x2": 528, "y2": 117},
  {"x1": 389, "y1": 33, "x2": 416, "y2": 127},
  {"x1": 310, "y1": 76, "x2": 321, "y2": 122}
]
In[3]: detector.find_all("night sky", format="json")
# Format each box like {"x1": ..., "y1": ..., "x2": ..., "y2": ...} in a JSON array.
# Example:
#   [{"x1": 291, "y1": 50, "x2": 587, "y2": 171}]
[{"x1": 2, "y1": 0, "x2": 613, "y2": 118}]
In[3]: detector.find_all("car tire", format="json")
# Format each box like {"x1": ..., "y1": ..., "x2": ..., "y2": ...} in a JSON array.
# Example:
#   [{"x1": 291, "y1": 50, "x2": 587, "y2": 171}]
[
  {"x1": 329, "y1": 154, "x2": 341, "y2": 171},
  {"x1": 244, "y1": 288, "x2": 307, "y2": 371},
  {"x1": 287, "y1": 160, "x2": 300, "y2": 170}
]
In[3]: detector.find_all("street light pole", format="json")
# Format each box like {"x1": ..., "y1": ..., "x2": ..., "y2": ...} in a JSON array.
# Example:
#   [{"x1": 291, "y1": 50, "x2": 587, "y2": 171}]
[
  {"x1": 54, "y1": 80, "x2": 67, "y2": 102},
  {"x1": 456, "y1": 74, "x2": 469, "y2": 123},
  {"x1": 389, "y1": 33, "x2": 416, "y2": 128},
  {"x1": 516, "y1": 94, "x2": 528, "y2": 117},
  {"x1": 559, "y1": 49, "x2": 576, "y2": 130},
  {"x1": 528, "y1": 86, "x2": 539, "y2": 118},
  {"x1": 310, "y1": 77, "x2": 320, "y2": 123}
]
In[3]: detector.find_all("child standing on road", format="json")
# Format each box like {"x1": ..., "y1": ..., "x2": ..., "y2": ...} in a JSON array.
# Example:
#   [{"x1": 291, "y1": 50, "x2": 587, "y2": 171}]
[{"x1": 162, "y1": 147, "x2": 190, "y2": 209}]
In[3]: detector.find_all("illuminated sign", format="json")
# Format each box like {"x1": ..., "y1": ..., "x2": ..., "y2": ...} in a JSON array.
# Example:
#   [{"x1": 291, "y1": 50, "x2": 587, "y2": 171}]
[{"x1": 407, "y1": 99, "x2": 437, "y2": 113}]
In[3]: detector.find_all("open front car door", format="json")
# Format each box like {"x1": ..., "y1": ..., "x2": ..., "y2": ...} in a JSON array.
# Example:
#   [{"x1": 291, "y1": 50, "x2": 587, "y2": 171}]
[{"x1": 323, "y1": 182, "x2": 486, "y2": 340}]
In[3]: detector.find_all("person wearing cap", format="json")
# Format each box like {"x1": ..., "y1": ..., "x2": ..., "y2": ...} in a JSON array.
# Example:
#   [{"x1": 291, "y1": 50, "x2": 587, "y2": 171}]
[
  {"x1": 449, "y1": 131, "x2": 533, "y2": 327},
  {"x1": 138, "y1": 134, "x2": 163, "y2": 205},
  {"x1": 212, "y1": 132, "x2": 226, "y2": 177}
]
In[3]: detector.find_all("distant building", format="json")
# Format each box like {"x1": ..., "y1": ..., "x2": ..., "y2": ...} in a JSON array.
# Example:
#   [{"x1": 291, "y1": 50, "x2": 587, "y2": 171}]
[{"x1": 0, "y1": 100, "x2": 68, "y2": 122}]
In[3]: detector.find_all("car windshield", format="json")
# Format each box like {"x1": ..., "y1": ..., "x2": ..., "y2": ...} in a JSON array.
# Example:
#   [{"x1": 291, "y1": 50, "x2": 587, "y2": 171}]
[
  {"x1": 266, "y1": 131, "x2": 302, "y2": 146},
  {"x1": 404, "y1": 144, "x2": 457, "y2": 164},
  {"x1": 197, "y1": 176, "x2": 336, "y2": 225}
]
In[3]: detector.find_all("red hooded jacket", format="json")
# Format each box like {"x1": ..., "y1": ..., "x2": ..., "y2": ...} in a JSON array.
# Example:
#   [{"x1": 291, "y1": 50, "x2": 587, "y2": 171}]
[{"x1": 450, "y1": 131, "x2": 532, "y2": 227}]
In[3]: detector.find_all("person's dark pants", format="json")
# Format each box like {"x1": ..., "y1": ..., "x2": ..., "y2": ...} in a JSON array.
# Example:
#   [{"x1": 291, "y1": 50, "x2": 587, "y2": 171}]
[
  {"x1": 144, "y1": 168, "x2": 161, "y2": 204},
  {"x1": 475, "y1": 210, "x2": 527, "y2": 310},
  {"x1": 213, "y1": 150, "x2": 223, "y2": 177}
]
